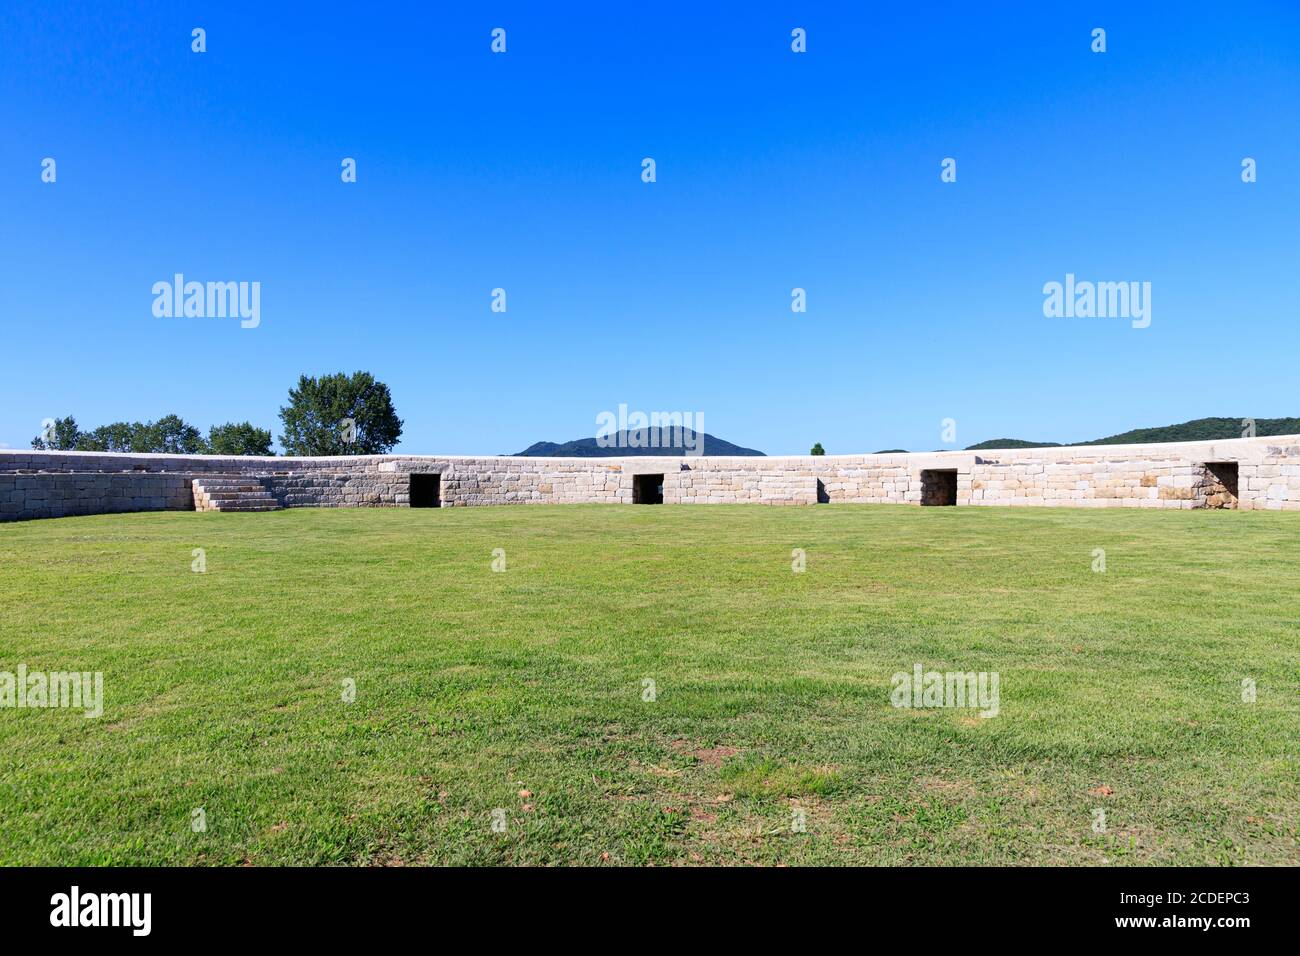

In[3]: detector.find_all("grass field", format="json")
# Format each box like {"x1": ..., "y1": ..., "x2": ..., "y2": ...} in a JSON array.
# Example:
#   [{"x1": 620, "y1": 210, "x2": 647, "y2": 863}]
[{"x1": 0, "y1": 505, "x2": 1295, "y2": 866}]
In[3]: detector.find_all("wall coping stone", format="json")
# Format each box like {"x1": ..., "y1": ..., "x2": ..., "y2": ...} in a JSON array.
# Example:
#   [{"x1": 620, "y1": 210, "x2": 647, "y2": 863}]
[{"x1": 2, "y1": 434, "x2": 1293, "y2": 474}]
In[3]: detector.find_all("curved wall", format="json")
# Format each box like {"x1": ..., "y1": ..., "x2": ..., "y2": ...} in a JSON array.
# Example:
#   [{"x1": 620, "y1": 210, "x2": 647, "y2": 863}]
[{"x1": 2, "y1": 435, "x2": 1299, "y2": 521}]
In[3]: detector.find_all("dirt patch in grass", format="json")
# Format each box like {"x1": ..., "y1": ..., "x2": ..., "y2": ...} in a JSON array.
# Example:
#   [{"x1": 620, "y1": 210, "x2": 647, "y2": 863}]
[
  {"x1": 671, "y1": 739, "x2": 740, "y2": 768},
  {"x1": 917, "y1": 775, "x2": 976, "y2": 799}
]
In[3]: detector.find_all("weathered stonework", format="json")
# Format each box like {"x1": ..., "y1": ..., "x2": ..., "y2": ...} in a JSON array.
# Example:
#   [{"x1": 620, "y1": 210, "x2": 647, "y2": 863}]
[
  {"x1": 263, "y1": 473, "x2": 411, "y2": 509},
  {"x1": 0, "y1": 472, "x2": 192, "y2": 521},
  {"x1": 2, "y1": 436, "x2": 1298, "y2": 521}
]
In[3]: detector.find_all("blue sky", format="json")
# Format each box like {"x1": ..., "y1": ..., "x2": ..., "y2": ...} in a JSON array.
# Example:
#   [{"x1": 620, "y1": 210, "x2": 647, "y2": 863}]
[{"x1": 2, "y1": 2, "x2": 1297, "y2": 455}]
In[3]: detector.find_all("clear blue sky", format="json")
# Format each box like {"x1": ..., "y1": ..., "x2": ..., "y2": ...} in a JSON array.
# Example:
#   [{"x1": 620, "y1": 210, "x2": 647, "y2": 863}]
[{"x1": 2, "y1": 2, "x2": 1297, "y2": 455}]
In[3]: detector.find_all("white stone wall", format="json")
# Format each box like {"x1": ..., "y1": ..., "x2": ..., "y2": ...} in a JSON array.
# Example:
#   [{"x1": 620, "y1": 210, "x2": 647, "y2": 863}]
[
  {"x1": 0, "y1": 472, "x2": 192, "y2": 521},
  {"x1": 2, "y1": 436, "x2": 1298, "y2": 519},
  {"x1": 665, "y1": 464, "x2": 816, "y2": 505},
  {"x1": 968, "y1": 451, "x2": 1209, "y2": 509},
  {"x1": 1238, "y1": 445, "x2": 1300, "y2": 511},
  {"x1": 428, "y1": 458, "x2": 629, "y2": 506},
  {"x1": 264, "y1": 473, "x2": 411, "y2": 508}
]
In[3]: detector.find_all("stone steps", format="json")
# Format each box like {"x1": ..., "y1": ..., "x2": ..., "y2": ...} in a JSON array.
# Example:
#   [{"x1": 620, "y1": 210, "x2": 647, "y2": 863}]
[{"x1": 193, "y1": 476, "x2": 281, "y2": 513}]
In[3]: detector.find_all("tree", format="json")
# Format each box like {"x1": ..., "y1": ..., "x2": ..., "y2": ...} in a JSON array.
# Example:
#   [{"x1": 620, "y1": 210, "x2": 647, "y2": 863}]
[
  {"x1": 73, "y1": 416, "x2": 204, "y2": 453},
  {"x1": 31, "y1": 416, "x2": 82, "y2": 450},
  {"x1": 75, "y1": 421, "x2": 142, "y2": 452},
  {"x1": 278, "y1": 371, "x2": 403, "y2": 455},
  {"x1": 810, "y1": 442, "x2": 825, "y2": 456},
  {"x1": 142, "y1": 414, "x2": 206, "y2": 454},
  {"x1": 206, "y1": 422, "x2": 274, "y2": 456}
]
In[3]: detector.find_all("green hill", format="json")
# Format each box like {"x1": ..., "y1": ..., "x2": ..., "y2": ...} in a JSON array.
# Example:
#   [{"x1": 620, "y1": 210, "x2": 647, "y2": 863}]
[
  {"x1": 963, "y1": 417, "x2": 1300, "y2": 451},
  {"x1": 1074, "y1": 417, "x2": 1300, "y2": 446},
  {"x1": 964, "y1": 438, "x2": 1061, "y2": 451},
  {"x1": 516, "y1": 429, "x2": 763, "y2": 457}
]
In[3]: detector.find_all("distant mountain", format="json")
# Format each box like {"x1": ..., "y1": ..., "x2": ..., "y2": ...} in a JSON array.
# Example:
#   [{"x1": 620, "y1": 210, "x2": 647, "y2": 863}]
[
  {"x1": 1073, "y1": 417, "x2": 1300, "y2": 446},
  {"x1": 515, "y1": 417, "x2": 1297, "y2": 458},
  {"x1": 964, "y1": 417, "x2": 1300, "y2": 451},
  {"x1": 515, "y1": 429, "x2": 764, "y2": 457},
  {"x1": 965, "y1": 438, "x2": 1061, "y2": 450}
]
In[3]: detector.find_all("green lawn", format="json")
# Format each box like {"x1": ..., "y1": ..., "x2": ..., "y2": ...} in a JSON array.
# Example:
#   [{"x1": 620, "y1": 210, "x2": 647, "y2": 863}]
[{"x1": 0, "y1": 505, "x2": 1295, "y2": 866}]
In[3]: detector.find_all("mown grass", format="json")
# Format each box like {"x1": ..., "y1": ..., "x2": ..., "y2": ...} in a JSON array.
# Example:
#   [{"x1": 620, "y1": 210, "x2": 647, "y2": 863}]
[{"x1": 0, "y1": 505, "x2": 1295, "y2": 866}]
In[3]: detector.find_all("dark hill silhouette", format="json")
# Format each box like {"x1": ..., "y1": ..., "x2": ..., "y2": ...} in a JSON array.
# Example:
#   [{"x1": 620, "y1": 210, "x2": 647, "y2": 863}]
[
  {"x1": 515, "y1": 429, "x2": 763, "y2": 457},
  {"x1": 965, "y1": 438, "x2": 1061, "y2": 450},
  {"x1": 517, "y1": 417, "x2": 1296, "y2": 457},
  {"x1": 964, "y1": 417, "x2": 1299, "y2": 451}
]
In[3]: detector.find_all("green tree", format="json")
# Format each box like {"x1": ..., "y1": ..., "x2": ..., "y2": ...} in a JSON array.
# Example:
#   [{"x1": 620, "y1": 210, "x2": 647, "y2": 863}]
[
  {"x1": 142, "y1": 414, "x2": 206, "y2": 454},
  {"x1": 810, "y1": 442, "x2": 825, "y2": 456},
  {"x1": 75, "y1": 421, "x2": 142, "y2": 452},
  {"x1": 277, "y1": 371, "x2": 403, "y2": 455},
  {"x1": 206, "y1": 422, "x2": 275, "y2": 456},
  {"x1": 31, "y1": 416, "x2": 82, "y2": 450},
  {"x1": 73, "y1": 416, "x2": 205, "y2": 453}
]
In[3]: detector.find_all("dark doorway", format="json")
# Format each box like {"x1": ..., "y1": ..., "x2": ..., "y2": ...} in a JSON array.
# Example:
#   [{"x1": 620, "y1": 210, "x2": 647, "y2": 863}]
[
  {"x1": 816, "y1": 479, "x2": 829, "y2": 504},
  {"x1": 920, "y1": 469, "x2": 958, "y2": 506},
  {"x1": 1203, "y1": 462, "x2": 1238, "y2": 509},
  {"x1": 633, "y1": 473, "x2": 663, "y2": 504},
  {"x1": 409, "y1": 473, "x2": 441, "y2": 508}
]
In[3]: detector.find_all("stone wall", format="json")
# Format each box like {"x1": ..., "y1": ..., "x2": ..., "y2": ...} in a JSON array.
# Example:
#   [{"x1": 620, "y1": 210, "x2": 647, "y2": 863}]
[
  {"x1": 665, "y1": 466, "x2": 817, "y2": 505},
  {"x1": 963, "y1": 444, "x2": 1300, "y2": 511},
  {"x1": 0, "y1": 472, "x2": 192, "y2": 521},
  {"x1": 264, "y1": 472, "x2": 411, "y2": 509},
  {"x1": 2, "y1": 436, "x2": 1299, "y2": 520},
  {"x1": 433, "y1": 458, "x2": 628, "y2": 506}
]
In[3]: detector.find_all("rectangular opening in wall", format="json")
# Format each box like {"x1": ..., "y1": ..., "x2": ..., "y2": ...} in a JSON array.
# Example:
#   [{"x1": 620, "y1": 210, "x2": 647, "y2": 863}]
[
  {"x1": 1203, "y1": 462, "x2": 1238, "y2": 509},
  {"x1": 409, "y1": 473, "x2": 441, "y2": 508},
  {"x1": 632, "y1": 473, "x2": 663, "y2": 504},
  {"x1": 816, "y1": 479, "x2": 829, "y2": 504},
  {"x1": 920, "y1": 469, "x2": 958, "y2": 506}
]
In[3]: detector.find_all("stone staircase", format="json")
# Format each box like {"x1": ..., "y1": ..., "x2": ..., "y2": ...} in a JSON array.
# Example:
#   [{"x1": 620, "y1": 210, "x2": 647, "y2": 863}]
[{"x1": 192, "y1": 476, "x2": 281, "y2": 513}]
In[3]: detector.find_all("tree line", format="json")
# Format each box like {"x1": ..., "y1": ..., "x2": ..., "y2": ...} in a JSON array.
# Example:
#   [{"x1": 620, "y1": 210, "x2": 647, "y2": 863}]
[{"x1": 32, "y1": 371, "x2": 403, "y2": 457}]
